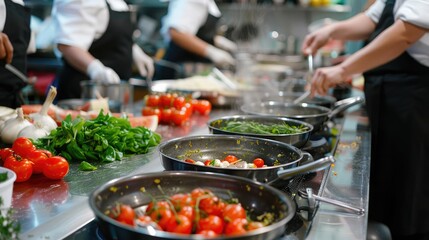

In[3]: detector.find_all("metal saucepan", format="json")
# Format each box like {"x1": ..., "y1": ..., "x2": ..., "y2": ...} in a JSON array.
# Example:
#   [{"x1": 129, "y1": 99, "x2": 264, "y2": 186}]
[
  {"x1": 158, "y1": 135, "x2": 335, "y2": 184},
  {"x1": 240, "y1": 96, "x2": 365, "y2": 132},
  {"x1": 260, "y1": 91, "x2": 337, "y2": 109},
  {"x1": 89, "y1": 171, "x2": 296, "y2": 240},
  {"x1": 207, "y1": 115, "x2": 313, "y2": 148}
]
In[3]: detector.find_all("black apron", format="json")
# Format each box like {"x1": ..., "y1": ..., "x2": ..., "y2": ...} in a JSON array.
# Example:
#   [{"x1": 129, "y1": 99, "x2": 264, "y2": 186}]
[
  {"x1": 56, "y1": 2, "x2": 133, "y2": 101},
  {"x1": 153, "y1": 13, "x2": 220, "y2": 80},
  {"x1": 0, "y1": 0, "x2": 30, "y2": 108},
  {"x1": 363, "y1": 0, "x2": 429, "y2": 237}
]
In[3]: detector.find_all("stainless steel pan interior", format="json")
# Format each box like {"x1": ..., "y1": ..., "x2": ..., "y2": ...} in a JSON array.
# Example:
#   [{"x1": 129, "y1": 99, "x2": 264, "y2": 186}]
[{"x1": 89, "y1": 171, "x2": 296, "y2": 240}]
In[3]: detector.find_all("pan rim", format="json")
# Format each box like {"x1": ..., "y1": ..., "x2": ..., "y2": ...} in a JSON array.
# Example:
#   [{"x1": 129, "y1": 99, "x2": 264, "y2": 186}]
[{"x1": 241, "y1": 101, "x2": 332, "y2": 118}]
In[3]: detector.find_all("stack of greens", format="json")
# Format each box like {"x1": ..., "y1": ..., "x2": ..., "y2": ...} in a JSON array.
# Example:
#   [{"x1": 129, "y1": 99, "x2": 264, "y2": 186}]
[
  {"x1": 220, "y1": 120, "x2": 308, "y2": 135},
  {"x1": 34, "y1": 112, "x2": 161, "y2": 169}
]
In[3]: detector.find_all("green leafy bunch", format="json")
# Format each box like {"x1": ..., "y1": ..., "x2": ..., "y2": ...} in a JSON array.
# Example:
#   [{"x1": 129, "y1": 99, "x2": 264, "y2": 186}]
[
  {"x1": 34, "y1": 111, "x2": 161, "y2": 167},
  {"x1": 0, "y1": 197, "x2": 20, "y2": 240}
]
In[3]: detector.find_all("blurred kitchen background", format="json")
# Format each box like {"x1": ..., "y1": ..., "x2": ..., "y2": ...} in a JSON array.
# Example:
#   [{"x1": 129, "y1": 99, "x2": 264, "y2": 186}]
[{"x1": 25, "y1": 0, "x2": 368, "y2": 103}]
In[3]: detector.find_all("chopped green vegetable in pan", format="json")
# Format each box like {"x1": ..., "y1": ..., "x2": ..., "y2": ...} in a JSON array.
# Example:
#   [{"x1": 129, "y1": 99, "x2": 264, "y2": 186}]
[{"x1": 220, "y1": 121, "x2": 308, "y2": 135}]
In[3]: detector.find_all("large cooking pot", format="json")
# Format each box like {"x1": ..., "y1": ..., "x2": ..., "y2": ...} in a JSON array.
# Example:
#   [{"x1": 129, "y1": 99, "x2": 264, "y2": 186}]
[
  {"x1": 240, "y1": 96, "x2": 365, "y2": 132},
  {"x1": 158, "y1": 135, "x2": 334, "y2": 184},
  {"x1": 207, "y1": 115, "x2": 313, "y2": 148},
  {"x1": 89, "y1": 171, "x2": 296, "y2": 240}
]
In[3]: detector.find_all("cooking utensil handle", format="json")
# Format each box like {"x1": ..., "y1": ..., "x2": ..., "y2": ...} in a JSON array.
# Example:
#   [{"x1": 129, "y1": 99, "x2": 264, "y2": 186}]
[
  {"x1": 212, "y1": 67, "x2": 238, "y2": 90},
  {"x1": 328, "y1": 96, "x2": 365, "y2": 119},
  {"x1": 5, "y1": 64, "x2": 29, "y2": 83},
  {"x1": 313, "y1": 193, "x2": 365, "y2": 215},
  {"x1": 275, "y1": 155, "x2": 335, "y2": 181}
]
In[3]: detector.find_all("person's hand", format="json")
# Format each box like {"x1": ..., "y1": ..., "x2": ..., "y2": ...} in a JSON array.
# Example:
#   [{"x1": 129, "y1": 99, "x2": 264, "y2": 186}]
[
  {"x1": 87, "y1": 59, "x2": 120, "y2": 84},
  {"x1": 205, "y1": 45, "x2": 235, "y2": 67},
  {"x1": 310, "y1": 65, "x2": 347, "y2": 96},
  {"x1": 301, "y1": 28, "x2": 331, "y2": 55},
  {"x1": 214, "y1": 35, "x2": 238, "y2": 53},
  {"x1": 0, "y1": 33, "x2": 13, "y2": 64},
  {"x1": 132, "y1": 44, "x2": 154, "y2": 79}
]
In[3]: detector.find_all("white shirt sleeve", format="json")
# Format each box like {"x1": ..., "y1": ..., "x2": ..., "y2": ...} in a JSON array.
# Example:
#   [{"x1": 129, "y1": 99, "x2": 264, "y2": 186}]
[
  {"x1": 396, "y1": 0, "x2": 429, "y2": 29},
  {"x1": 52, "y1": 0, "x2": 108, "y2": 50},
  {"x1": 161, "y1": 0, "x2": 211, "y2": 41},
  {"x1": 365, "y1": 0, "x2": 386, "y2": 24}
]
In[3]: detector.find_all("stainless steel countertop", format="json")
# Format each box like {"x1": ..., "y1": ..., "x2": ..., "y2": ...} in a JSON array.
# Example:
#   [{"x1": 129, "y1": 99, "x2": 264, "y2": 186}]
[{"x1": 15, "y1": 100, "x2": 370, "y2": 240}]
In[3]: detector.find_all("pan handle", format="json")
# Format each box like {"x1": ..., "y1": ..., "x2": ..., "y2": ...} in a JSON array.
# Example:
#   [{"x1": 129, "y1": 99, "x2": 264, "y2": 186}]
[
  {"x1": 328, "y1": 96, "x2": 365, "y2": 119},
  {"x1": 271, "y1": 154, "x2": 335, "y2": 184}
]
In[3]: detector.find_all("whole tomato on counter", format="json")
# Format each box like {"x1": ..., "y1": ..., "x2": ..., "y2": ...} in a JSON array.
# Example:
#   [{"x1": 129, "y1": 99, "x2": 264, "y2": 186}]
[
  {"x1": 3, "y1": 154, "x2": 33, "y2": 182},
  {"x1": 43, "y1": 156, "x2": 69, "y2": 180}
]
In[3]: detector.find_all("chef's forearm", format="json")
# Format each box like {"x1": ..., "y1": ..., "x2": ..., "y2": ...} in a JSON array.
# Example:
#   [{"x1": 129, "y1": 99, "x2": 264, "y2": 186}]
[
  {"x1": 340, "y1": 20, "x2": 427, "y2": 76},
  {"x1": 169, "y1": 28, "x2": 208, "y2": 57},
  {"x1": 329, "y1": 13, "x2": 377, "y2": 41},
  {"x1": 57, "y1": 44, "x2": 95, "y2": 74}
]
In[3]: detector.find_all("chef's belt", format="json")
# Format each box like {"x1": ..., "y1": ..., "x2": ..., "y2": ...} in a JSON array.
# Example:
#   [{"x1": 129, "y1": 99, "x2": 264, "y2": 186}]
[
  {"x1": 153, "y1": 13, "x2": 220, "y2": 80},
  {"x1": 0, "y1": 0, "x2": 30, "y2": 108},
  {"x1": 56, "y1": 1, "x2": 133, "y2": 100},
  {"x1": 363, "y1": 0, "x2": 429, "y2": 236}
]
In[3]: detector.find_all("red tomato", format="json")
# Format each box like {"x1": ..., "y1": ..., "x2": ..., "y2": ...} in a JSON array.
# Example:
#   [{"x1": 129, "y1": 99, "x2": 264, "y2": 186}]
[
  {"x1": 222, "y1": 204, "x2": 247, "y2": 222},
  {"x1": 43, "y1": 156, "x2": 69, "y2": 180},
  {"x1": 114, "y1": 204, "x2": 136, "y2": 226},
  {"x1": 159, "y1": 93, "x2": 173, "y2": 107},
  {"x1": 177, "y1": 205, "x2": 195, "y2": 221},
  {"x1": 26, "y1": 150, "x2": 49, "y2": 174},
  {"x1": 197, "y1": 215, "x2": 225, "y2": 234},
  {"x1": 191, "y1": 188, "x2": 212, "y2": 201},
  {"x1": 224, "y1": 218, "x2": 248, "y2": 235},
  {"x1": 199, "y1": 195, "x2": 226, "y2": 217},
  {"x1": 142, "y1": 106, "x2": 161, "y2": 121},
  {"x1": 12, "y1": 137, "x2": 36, "y2": 158},
  {"x1": 193, "y1": 100, "x2": 212, "y2": 115},
  {"x1": 146, "y1": 200, "x2": 171, "y2": 213},
  {"x1": 196, "y1": 230, "x2": 217, "y2": 238},
  {"x1": 4, "y1": 154, "x2": 33, "y2": 182},
  {"x1": 253, "y1": 158, "x2": 265, "y2": 168},
  {"x1": 149, "y1": 204, "x2": 174, "y2": 230},
  {"x1": 182, "y1": 102, "x2": 193, "y2": 117},
  {"x1": 184, "y1": 158, "x2": 195, "y2": 164},
  {"x1": 165, "y1": 214, "x2": 192, "y2": 234},
  {"x1": 146, "y1": 94, "x2": 160, "y2": 107},
  {"x1": 0, "y1": 148, "x2": 14, "y2": 162},
  {"x1": 160, "y1": 108, "x2": 173, "y2": 124},
  {"x1": 224, "y1": 155, "x2": 239, "y2": 163},
  {"x1": 171, "y1": 109, "x2": 189, "y2": 126},
  {"x1": 38, "y1": 149, "x2": 53, "y2": 158},
  {"x1": 173, "y1": 96, "x2": 186, "y2": 110},
  {"x1": 170, "y1": 193, "x2": 194, "y2": 208}
]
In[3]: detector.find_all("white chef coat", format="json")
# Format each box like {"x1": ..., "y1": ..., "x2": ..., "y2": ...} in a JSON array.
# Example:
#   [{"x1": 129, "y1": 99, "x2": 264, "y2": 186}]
[
  {"x1": 0, "y1": 0, "x2": 25, "y2": 31},
  {"x1": 366, "y1": 0, "x2": 429, "y2": 67},
  {"x1": 160, "y1": 0, "x2": 221, "y2": 42},
  {"x1": 52, "y1": 0, "x2": 129, "y2": 51}
]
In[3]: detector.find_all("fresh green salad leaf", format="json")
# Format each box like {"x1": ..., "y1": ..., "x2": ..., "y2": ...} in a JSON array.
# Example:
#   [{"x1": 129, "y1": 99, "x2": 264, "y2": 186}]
[
  {"x1": 34, "y1": 111, "x2": 161, "y2": 166},
  {"x1": 220, "y1": 120, "x2": 308, "y2": 135},
  {"x1": 79, "y1": 161, "x2": 98, "y2": 171},
  {"x1": 0, "y1": 172, "x2": 7, "y2": 182}
]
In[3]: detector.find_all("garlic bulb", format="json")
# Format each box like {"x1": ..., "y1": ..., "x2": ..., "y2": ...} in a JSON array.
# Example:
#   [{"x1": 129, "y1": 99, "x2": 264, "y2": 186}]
[
  {"x1": 18, "y1": 120, "x2": 50, "y2": 141},
  {"x1": 0, "y1": 108, "x2": 32, "y2": 144},
  {"x1": 30, "y1": 86, "x2": 58, "y2": 131}
]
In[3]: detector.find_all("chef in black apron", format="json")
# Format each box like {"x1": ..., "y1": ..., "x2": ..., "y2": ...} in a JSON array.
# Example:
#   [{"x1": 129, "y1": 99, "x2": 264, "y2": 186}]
[
  {"x1": 153, "y1": 0, "x2": 236, "y2": 80},
  {"x1": 301, "y1": 0, "x2": 429, "y2": 239},
  {"x1": 0, "y1": 0, "x2": 30, "y2": 108},
  {"x1": 52, "y1": 0, "x2": 153, "y2": 100}
]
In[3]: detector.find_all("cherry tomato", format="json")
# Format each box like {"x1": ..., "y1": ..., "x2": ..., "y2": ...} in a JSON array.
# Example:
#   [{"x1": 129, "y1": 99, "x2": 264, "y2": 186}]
[
  {"x1": 38, "y1": 149, "x2": 53, "y2": 158},
  {"x1": 193, "y1": 100, "x2": 212, "y2": 115},
  {"x1": 146, "y1": 200, "x2": 171, "y2": 213},
  {"x1": 172, "y1": 96, "x2": 186, "y2": 110},
  {"x1": 43, "y1": 156, "x2": 69, "y2": 180},
  {"x1": 224, "y1": 218, "x2": 248, "y2": 235},
  {"x1": 171, "y1": 109, "x2": 189, "y2": 126},
  {"x1": 222, "y1": 204, "x2": 247, "y2": 222},
  {"x1": 159, "y1": 93, "x2": 173, "y2": 107},
  {"x1": 26, "y1": 150, "x2": 49, "y2": 174},
  {"x1": 197, "y1": 215, "x2": 225, "y2": 234},
  {"x1": 4, "y1": 154, "x2": 33, "y2": 182},
  {"x1": 170, "y1": 193, "x2": 194, "y2": 208},
  {"x1": 224, "y1": 155, "x2": 239, "y2": 163},
  {"x1": 184, "y1": 158, "x2": 196, "y2": 164},
  {"x1": 196, "y1": 229, "x2": 217, "y2": 238},
  {"x1": 146, "y1": 94, "x2": 160, "y2": 107},
  {"x1": 177, "y1": 205, "x2": 195, "y2": 221},
  {"x1": 112, "y1": 204, "x2": 135, "y2": 226},
  {"x1": 149, "y1": 204, "x2": 174, "y2": 230},
  {"x1": 165, "y1": 214, "x2": 192, "y2": 234},
  {"x1": 191, "y1": 188, "x2": 212, "y2": 201},
  {"x1": 199, "y1": 195, "x2": 226, "y2": 217},
  {"x1": 160, "y1": 108, "x2": 173, "y2": 124},
  {"x1": 12, "y1": 137, "x2": 36, "y2": 158},
  {"x1": 142, "y1": 106, "x2": 161, "y2": 120},
  {"x1": 0, "y1": 148, "x2": 14, "y2": 162},
  {"x1": 253, "y1": 158, "x2": 265, "y2": 168}
]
